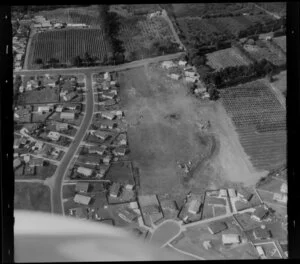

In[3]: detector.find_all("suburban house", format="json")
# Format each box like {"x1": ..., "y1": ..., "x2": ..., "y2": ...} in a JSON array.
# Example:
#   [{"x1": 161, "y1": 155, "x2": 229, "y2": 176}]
[
  {"x1": 178, "y1": 60, "x2": 187, "y2": 66},
  {"x1": 75, "y1": 182, "x2": 90, "y2": 193},
  {"x1": 113, "y1": 146, "x2": 126, "y2": 156},
  {"x1": 56, "y1": 123, "x2": 69, "y2": 131},
  {"x1": 252, "y1": 226, "x2": 272, "y2": 240},
  {"x1": 228, "y1": 189, "x2": 237, "y2": 198},
  {"x1": 89, "y1": 145, "x2": 107, "y2": 155},
  {"x1": 38, "y1": 106, "x2": 52, "y2": 113},
  {"x1": 63, "y1": 91, "x2": 77, "y2": 101},
  {"x1": 104, "y1": 72, "x2": 111, "y2": 81},
  {"x1": 56, "y1": 105, "x2": 64, "y2": 112},
  {"x1": 219, "y1": 189, "x2": 228, "y2": 197},
  {"x1": 101, "y1": 112, "x2": 116, "y2": 120},
  {"x1": 208, "y1": 221, "x2": 228, "y2": 234},
  {"x1": 125, "y1": 184, "x2": 134, "y2": 190},
  {"x1": 77, "y1": 166, "x2": 93, "y2": 177},
  {"x1": 96, "y1": 165, "x2": 109, "y2": 178},
  {"x1": 251, "y1": 206, "x2": 269, "y2": 222},
  {"x1": 280, "y1": 183, "x2": 287, "y2": 193},
  {"x1": 74, "y1": 194, "x2": 91, "y2": 205},
  {"x1": 222, "y1": 234, "x2": 241, "y2": 245},
  {"x1": 94, "y1": 131, "x2": 109, "y2": 140},
  {"x1": 60, "y1": 112, "x2": 75, "y2": 120},
  {"x1": 102, "y1": 155, "x2": 112, "y2": 164},
  {"x1": 110, "y1": 182, "x2": 121, "y2": 198},
  {"x1": 99, "y1": 120, "x2": 116, "y2": 130},
  {"x1": 47, "y1": 131, "x2": 60, "y2": 141},
  {"x1": 104, "y1": 99, "x2": 116, "y2": 106},
  {"x1": 188, "y1": 199, "x2": 201, "y2": 214},
  {"x1": 28, "y1": 158, "x2": 44, "y2": 167},
  {"x1": 161, "y1": 60, "x2": 176, "y2": 69},
  {"x1": 273, "y1": 193, "x2": 287, "y2": 204}
]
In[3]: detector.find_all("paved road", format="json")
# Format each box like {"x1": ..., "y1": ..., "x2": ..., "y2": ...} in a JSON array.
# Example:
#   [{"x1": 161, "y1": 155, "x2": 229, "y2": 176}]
[
  {"x1": 15, "y1": 52, "x2": 185, "y2": 76},
  {"x1": 51, "y1": 72, "x2": 94, "y2": 214}
]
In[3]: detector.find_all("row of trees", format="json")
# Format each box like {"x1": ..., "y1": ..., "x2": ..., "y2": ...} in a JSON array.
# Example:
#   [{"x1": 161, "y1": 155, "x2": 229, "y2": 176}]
[{"x1": 202, "y1": 58, "x2": 276, "y2": 88}]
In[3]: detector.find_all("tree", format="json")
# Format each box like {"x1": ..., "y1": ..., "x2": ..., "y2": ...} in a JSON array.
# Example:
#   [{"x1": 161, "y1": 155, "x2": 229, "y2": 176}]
[
  {"x1": 70, "y1": 56, "x2": 82, "y2": 67},
  {"x1": 107, "y1": 52, "x2": 114, "y2": 64},
  {"x1": 192, "y1": 55, "x2": 205, "y2": 67},
  {"x1": 208, "y1": 86, "x2": 219, "y2": 100},
  {"x1": 34, "y1": 58, "x2": 43, "y2": 64},
  {"x1": 124, "y1": 51, "x2": 136, "y2": 62},
  {"x1": 47, "y1": 58, "x2": 59, "y2": 67},
  {"x1": 114, "y1": 52, "x2": 124, "y2": 65}
]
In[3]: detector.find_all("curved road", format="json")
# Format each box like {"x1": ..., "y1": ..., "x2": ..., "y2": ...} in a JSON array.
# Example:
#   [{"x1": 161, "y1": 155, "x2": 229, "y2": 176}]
[{"x1": 51, "y1": 72, "x2": 94, "y2": 214}]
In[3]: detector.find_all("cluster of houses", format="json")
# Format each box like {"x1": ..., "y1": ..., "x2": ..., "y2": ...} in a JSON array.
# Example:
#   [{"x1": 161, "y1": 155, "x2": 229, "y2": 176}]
[
  {"x1": 161, "y1": 59, "x2": 209, "y2": 99},
  {"x1": 32, "y1": 15, "x2": 89, "y2": 32},
  {"x1": 13, "y1": 22, "x2": 30, "y2": 71}
]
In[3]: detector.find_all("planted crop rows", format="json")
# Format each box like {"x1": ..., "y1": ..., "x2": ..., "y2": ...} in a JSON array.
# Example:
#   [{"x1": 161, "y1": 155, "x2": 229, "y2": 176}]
[
  {"x1": 29, "y1": 29, "x2": 111, "y2": 68},
  {"x1": 273, "y1": 36, "x2": 286, "y2": 53},
  {"x1": 206, "y1": 48, "x2": 252, "y2": 70},
  {"x1": 221, "y1": 80, "x2": 286, "y2": 171}
]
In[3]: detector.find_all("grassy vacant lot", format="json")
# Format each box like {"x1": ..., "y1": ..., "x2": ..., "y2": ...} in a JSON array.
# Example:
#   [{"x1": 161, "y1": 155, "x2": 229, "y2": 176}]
[
  {"x1": 14, "y1": 182, "x2": 51, "y2": 212},
  {"x1": 171, "y1": 216, "x2": 258, "y2": 259},
  {"x1": 119, "y1": 66, "x2": 215, "y2": 201},
  {"x1": 18, "y1": 87, "x2": 60, "y2": 104},
  {"x1": 151, "y1": 221, "x2": 181, "y2": 247},
  {"x1": 62, "y1": 183, "x2": 76, "y2": 199},
  {"x1": 105, "y1": 161, "x2": 134, "y2": 185},
  {"x1": 15, "y1": 163, "x2": 57, "y2": 180},
  {"x1": 256, "y1": 176, "x2": 285, "y2": 193},
  {"x1": 234, "y1": 211, "x2": 262, "y2": 231}
]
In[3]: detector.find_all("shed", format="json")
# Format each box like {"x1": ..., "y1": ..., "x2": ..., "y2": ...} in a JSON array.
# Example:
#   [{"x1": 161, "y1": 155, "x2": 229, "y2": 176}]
[
  {"x1": 178, "y1": 60, "x2": 187, "y2": 66},
  {"x1": 113, "y1": 146, "x2": 126, "y2": 156},
  {"x1": 208, "y1": 221, "x2": 228, "y2": 234},
  {"x1": 56, "y1": 123, "x2": 69, "y2": 131}
]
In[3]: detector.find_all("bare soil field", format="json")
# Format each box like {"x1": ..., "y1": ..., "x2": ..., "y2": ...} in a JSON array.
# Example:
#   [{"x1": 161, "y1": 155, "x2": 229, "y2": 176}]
[
  {"x1": 118, "y1": 66, "x2": 215, "y2": 200},
  {"x1": 118, "y1": 65, "x2": 265, "y2": 201},
  {"x1": 14, "y1": 182, "x2": 51, "y2": 212}
]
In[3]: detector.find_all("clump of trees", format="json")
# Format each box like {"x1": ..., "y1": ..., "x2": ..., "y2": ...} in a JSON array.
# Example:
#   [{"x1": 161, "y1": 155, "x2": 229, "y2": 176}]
[{"x1": 202, "y1": 58, "x2": 276, "y2": 88}]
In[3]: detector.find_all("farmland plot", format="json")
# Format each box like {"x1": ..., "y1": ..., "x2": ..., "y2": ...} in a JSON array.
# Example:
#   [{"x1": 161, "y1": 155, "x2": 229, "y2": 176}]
[
  {"x1": 28, "y1": 29, "x2": 111, "y2": 69},
  {"x1": 220, "y1": 80, "x2": 286, "y2": 171},
  {"x1": 243, "y1": 40, "x2": 286, "y2": 66},
  {"x1": 118, "y1": 16, "x2": 177, "y2": 59},
  {"x1": 206, "y1": 48, "x2": 252, "y2": 70}
]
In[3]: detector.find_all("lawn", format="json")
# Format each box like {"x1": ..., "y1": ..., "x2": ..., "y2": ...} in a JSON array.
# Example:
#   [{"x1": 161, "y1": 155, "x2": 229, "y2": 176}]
[
  {"x1": 172, "y1": 217, "x2": 258, "y2": 259},
  {"x1": 17, "y1": 87, "x2": 60, "y2": 104},
  {"x1": 14, "y1": 162, "x2": 57, "y2": 180},
  {"x1": 14, "y1": 182, "x2": 51, "y2": 212},
  {"x1": 234, "y1": 212, "x2": 262, "y2": 231},
  {"x1": 256, "y1": 177, "x2": 285, "y2": 193},
  {"x1": 62, "y1": 183, "x2": 76, "y2": 199},
  {"x1": 151, "y1": 221, "x2": 181, "y2": 247},
  {"x1": 213, "y1": 206, "x2": 227, "y2": 217},
  {"x1": 105, "y1": 161, "x2": 135, "y2": 185},
  {"x1": 256, "y1": 189, "x2": 287, "y2": 208}
]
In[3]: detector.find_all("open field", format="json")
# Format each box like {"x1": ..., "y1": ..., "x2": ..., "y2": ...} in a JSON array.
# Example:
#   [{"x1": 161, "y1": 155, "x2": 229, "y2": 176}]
[
  {"x1": 28, "y1": 29, "x2": 111, "y2": 69},
  {"x1": 17, "y1": 87, "x2": 60, "y2": 104},
  {"x1": 151, "y1": 221, "x2": 181, "y2": 247},
  {"x1": 15, "y1": 162, "x2": 57, "y2": 180},
  {"x1": 220, "y1": 79, "x2": 286, "y2": 171},
  {"x1": 14, "y1": 182, "x2": 51, "y2": 212},
  {"x1": 171, "y1": 216, "x2": 259, "y2": 259},
  {"x1": 206, "y1": 48, "x2": 252, "y2": 70},
  {"x1": 118, "y1": 66, "x2": 215, "y2": 200}
]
